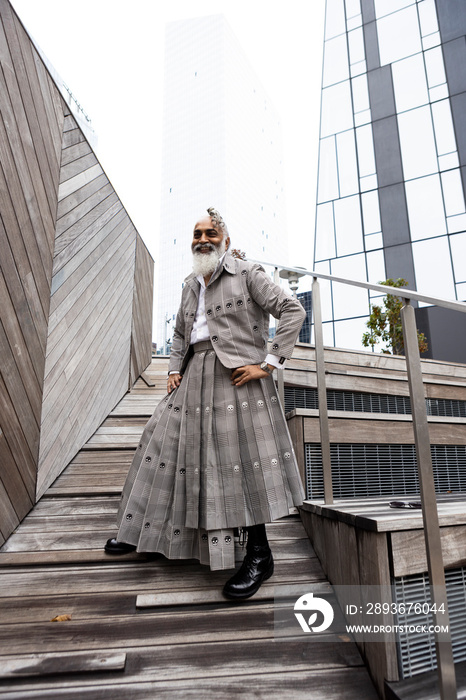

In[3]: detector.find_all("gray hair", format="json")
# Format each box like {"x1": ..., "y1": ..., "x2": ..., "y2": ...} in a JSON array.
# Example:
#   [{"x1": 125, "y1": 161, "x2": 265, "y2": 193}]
[{"x1": 207, "y1": 207, "x2": 229, "y2": 236}]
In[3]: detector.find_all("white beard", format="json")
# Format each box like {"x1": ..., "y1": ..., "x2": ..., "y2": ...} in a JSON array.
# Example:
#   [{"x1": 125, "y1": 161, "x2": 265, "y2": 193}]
[{"x1": 192, "y1": 239, "x2": 226, "y2": 277}]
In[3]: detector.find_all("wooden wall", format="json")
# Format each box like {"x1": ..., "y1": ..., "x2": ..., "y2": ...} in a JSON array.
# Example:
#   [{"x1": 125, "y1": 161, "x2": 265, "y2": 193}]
[
  {"x1": 0, "y1": 0, "x2": 154, "y2": 539},
  {"x1": 130, "y1": 234, "x2": 155, "y2": 386}
]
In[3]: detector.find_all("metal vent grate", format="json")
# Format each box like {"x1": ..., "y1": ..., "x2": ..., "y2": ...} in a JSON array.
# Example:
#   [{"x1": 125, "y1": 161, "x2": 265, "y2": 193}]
[
  {"x1": 328, "y1": 391, "x2": 412, "y2": 414},
  {"x1": 426, "y1": 397, "x2": 466, "y2": 417},
  {"x1": 394, "y1": 567, "x2": 466, "y2": 678},
  {"x1": 305, "y1": 443, "x2": 466, "y2": 499},
  {"x1": 284, "y1": 386, "x2": 319, "y2": 412},
  {"x1": 284, "y1": 387, "x2": 466, "y2": 418}
]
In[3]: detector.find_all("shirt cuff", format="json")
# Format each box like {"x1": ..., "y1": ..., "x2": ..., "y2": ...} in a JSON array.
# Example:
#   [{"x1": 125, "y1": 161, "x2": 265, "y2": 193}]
[
  {"x1": 265, "y1": 353, "x2": 283, "y2": 369},
  {"x1": 168, "y1": 370, "x2": 180, "y2": 375}
]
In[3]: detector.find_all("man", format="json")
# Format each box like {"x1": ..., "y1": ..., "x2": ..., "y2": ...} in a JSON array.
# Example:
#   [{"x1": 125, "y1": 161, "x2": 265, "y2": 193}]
[{"x1": 106, "y1": 208, "x2": 306, "y2": 600}]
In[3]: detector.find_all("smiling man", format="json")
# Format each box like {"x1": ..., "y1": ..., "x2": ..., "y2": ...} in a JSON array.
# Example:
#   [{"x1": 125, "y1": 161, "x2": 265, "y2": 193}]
[{"x1": 106, "y1": 207, "x2": 306, "y2": 600}]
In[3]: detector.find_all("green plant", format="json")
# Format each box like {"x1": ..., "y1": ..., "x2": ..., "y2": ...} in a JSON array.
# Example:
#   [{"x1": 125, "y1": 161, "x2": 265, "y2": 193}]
[{"x1": 362, "y1": 278, "x2": 428, "y2": 355}]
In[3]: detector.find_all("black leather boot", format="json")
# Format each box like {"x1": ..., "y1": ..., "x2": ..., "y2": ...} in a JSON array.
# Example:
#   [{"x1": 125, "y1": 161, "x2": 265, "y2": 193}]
[
  {"x1": 104, "y1": 537, "x2": 136, "y2": 554},
  {"x1": 223, "y1": 524, "x2": 274, "y2": 600}
]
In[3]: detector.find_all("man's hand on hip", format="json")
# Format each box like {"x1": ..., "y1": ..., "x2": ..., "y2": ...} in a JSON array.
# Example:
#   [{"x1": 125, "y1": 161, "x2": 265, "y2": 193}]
[
  {"x1": 231, "y1": 364, "x2": 271, "y2": 387},
  {"x1": 167, "y1": 373, "x2": 182, "y2": 393}
]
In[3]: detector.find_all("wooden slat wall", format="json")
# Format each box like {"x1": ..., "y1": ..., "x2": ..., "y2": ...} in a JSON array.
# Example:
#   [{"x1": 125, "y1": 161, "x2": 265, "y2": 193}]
[
  {"x1": 36, "y1": 111, "x2": 139, "y2": 499},
  {"x1": 0, "y1": 0, "x2": 64, "y2": 545},
  {"x1": 130, "y1": 234, "x2": 154, "y2": 385},
  {"x1": 0, "y1": 0, "x2": 154, "y2": 536}
]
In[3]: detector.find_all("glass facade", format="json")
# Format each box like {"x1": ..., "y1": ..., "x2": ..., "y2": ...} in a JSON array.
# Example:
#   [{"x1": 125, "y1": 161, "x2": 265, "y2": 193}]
[
  {"x1": 297, "y1": 291, "x2": 313, "y2": 343},
  {"x1": 315, "y1": 0, "x2": 466, "y2": 361}
]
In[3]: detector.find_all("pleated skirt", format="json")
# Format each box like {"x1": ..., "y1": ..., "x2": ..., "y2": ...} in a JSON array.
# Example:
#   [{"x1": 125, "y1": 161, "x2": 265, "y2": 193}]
[{"x1": 115, "y1": 341, "x2": 304, "y2": 570}]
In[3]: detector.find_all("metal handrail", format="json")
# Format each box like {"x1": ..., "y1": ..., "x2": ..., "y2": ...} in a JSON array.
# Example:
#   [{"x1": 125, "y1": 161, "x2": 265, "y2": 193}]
[
  {"x1": 249, "y1": 258, "x2": 466, "y2": 313},
  {"x1": 251, "y1": 258, "x2": 462, "y2": 700}
]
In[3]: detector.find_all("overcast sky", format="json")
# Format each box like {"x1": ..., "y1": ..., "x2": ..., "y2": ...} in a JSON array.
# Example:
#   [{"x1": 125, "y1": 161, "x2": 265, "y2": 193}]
[{"x1": 11, "y1": 0, "x2": 325, "y2": 273}]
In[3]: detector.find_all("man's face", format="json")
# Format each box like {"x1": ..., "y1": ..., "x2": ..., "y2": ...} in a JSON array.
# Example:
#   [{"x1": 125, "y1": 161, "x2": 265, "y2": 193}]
[{"x1": 192, "y1": 215, "x2": 230, "y2": 254}]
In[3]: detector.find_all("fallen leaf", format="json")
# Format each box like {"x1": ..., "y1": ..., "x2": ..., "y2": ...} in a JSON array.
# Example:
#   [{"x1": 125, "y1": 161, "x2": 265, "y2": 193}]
[
  {"x1": 338, "y1": 634, "x2": 352, "y2": 642},
  {"x1": 50, "y1": 614, "x2": 72, "y2": 622}
]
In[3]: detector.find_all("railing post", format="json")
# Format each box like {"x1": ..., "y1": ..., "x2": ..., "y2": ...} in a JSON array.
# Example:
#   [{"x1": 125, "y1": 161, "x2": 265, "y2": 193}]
[
  {"x1": 401, "y1": 300, "x2": 456, "y2": 700},
  {"x1": 312, "y1": 277, "x2": 333, "y2": 504},
  {"x1": 273, "y1": 266, "x2": 285, "y2": 407}
]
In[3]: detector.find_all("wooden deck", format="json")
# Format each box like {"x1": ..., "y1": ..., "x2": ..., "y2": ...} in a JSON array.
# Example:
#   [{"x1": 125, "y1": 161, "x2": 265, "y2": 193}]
[{"x1": 0, "y1": 359, "x2": 378, "y2": 699}]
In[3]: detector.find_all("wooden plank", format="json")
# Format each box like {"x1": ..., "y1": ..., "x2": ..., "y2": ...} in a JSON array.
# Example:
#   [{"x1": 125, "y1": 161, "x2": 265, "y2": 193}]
[
  {"x1": 301, "y1": 496, "x2": 466, "y2": 532},
  {"x1": 109, "y1": 401, "x2": 164, "y2": 417},
  {"x1": 303, "y1": 415, "x2": 466, "y2": 444},
  {"x1": 0, "y1": 558, "x2": 325, "y2": 598},
  {"x1": 0, "y1": 6, "x2": 60, "y2": 241},
  {"x1": 0, "y1": 527, "x2": 314, "y2": 576},
  {"x1": 0, "y1": 637, "x2": 363, "y2": 685},
  {"x1": 36, "y1": 318, "x2": 134, "y2": 496},
  {"x1": 94, "y1": 418, "x2": 148, "y2": 429},
  {"x1": 0, "y1": 652, "x2": 126, "y2": 678},
  {"x1": 0, "y1": 320, "x2": 41, "y2": 457},
  {"x1": 43, "y1": 232, "x2": 135, "y2": 402},
  {"x1": 0, "y1": 426, "x2": 33, "y2": 514},
  {"x1": 130, "y1": 234, "x2": 154, "y2": 383},
  {"x1": 0, "y1": 215, "x2": 47, "y2": 353},
  {"x1": 59, "y1": 152, "x2": 101, "y2": 184},
  {"x1": 385, "y1": 659, "x2": 466, "y2": 700},
  {"x1": 0, "y1": 372, "x2": 37, "y2": 496},
  {"x1": 287, "y1": 345, "x2": 466, "y2": 390},
  {"x1": 68, "y1": 451, "x2": 134, "y2": 465},
  {"x1": 137, "y1": 581, "x2": 331, "y2": 608},
  {"x1": 0, "y1": 117, "x2": 51, "y2": 315},
  {"x1": 8, "y1": 8, "x2": 62, "y2": 218},
  {"x1": 38, "y1": 355, "x2": 129, "y2": 490},
  {"x1": 0, "y1": 600, "x2": 337, "y2": 656},
  {"x1": 39, "y1": 271, "x2": 135, "y2": 449},
  {"x1": 0, "y1": 270, "x2": 45, "y2": 409},
  {"x1": 391, "y1": 525, "x2": 466, "y2": 577},
  {"x1": 287, "y1": 414, "x2": 305, "y2": 488},
  {"x1": 46, "y1": 218, "x2": 134, "y2": 353},
  {"x1": 50, "y1": 206, "x2": 129, "y2": 313},
  {"x1": 60, "y1": 139, "x2": 92, "y2": 167},
  {"x1": 52, "y1": 196, "x2": 122, "y2": 272},
  {"x1": 55, "y1": 175, "x2": 112, "y2": 238},
  {"x1": 61, "y1": 125, "x2": 86, "y2": 149},
  {"x1": 310, "y1": 344, "x2": 466, "y2": 380},
  {"x1": 0, "y1": 668, "x2": 378, "y2": 699},
  {"x1": 30, "y1": 42, "x2": 64, "y2": 168},
  {"x1": 3, "y1": 510, "x2": 118, "y2": 533},
  {"x1": 356, "y1": 528, "x2": 399, "y2": 689},
  {"x1": 83, "y1": 433, "x2": 144, "y2": 449},
  {"x1": 0, "y1": 590, "x2": 164, "y2": 625},
  {"x1": 50, "y1": 469, "x2": 129, "y2": 487},
  {"x1": 0, "y1": 472, "x2": 20, "y2": 542},
  {"x1": 0, "y1": 549, "x2": 143, "y2": 567},
  {"x1": 55, "y1": 463, "x2": 131, "y2": 478},
  {"x1": 0, "y1": 531, "x2": 314, "y2": 565},
  {"x1": 32, "y1": 485, "x2": 123, "y2": 498},
  {"x1": 62, "y1": 114, "x2": 77, "y2": 132},
  {"x1": 57, "y1": 163, "x2": 103, "y2": 201},
  {"x1": 25, "y1": 496, "x2": 121, "y2": 516}
]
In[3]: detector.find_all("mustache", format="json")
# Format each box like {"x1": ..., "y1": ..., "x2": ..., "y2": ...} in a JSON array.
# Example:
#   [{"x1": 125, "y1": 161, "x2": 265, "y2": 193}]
[{"x1": 192, "y1": 242, "x2": 216, "y2": 254}]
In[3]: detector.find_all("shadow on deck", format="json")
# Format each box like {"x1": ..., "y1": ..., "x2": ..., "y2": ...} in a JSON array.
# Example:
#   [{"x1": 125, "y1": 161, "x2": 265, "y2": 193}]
[{"x1": 0, "y1": 359, "x2": 378, "y2": 699}]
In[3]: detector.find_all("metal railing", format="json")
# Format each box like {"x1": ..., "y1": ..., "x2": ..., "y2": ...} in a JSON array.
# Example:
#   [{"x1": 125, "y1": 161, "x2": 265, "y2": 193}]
[{"x1": 251, "y1": 258, "x2": 466, "y2": 700}]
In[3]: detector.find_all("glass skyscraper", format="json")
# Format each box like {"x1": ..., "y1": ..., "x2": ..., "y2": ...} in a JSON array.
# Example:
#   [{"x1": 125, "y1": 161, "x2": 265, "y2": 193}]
[
  {"x1": 156, "y1": 16, "x2": 288, "y2": 350},
  {"x1": 314, "y1": 0, "x2": 466, "y2": 362}
]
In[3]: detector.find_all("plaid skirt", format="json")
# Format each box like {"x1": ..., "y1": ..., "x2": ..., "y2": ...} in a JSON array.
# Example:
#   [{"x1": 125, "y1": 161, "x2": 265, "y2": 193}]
[{"x1": 115, "y1": 341, "x2": 304, "y2": 570}]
